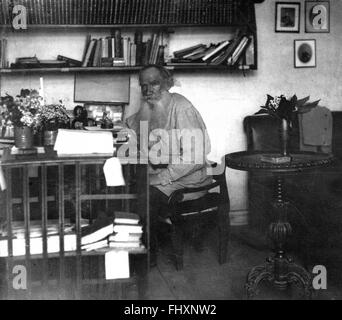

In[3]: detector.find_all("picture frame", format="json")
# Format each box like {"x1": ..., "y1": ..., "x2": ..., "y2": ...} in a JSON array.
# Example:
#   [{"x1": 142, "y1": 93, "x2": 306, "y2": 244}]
[
  {"x1": 275, "y1": 2, "x2": 301, "y2": 33},
  {"x1": 305, "y1": 1, "x2": 330, "y2": 33},
  {"x1": 294, "y1": 39, "x2": 316, "y2": 68}
]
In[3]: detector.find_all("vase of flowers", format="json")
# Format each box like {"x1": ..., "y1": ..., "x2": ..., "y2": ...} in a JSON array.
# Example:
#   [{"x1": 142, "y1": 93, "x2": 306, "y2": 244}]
[
  {"x1": 37, "y1": 102, "x2": 70, "y2": 146},
  {"x1": 14, "y1": 126, "x2": 34, "y2": 149},
  {"x1": 5, "y1": 89, "x2": 42, "y2": 149},
  {"x1": 256, "y1": 94, "x2": 320, "y2": 156}
]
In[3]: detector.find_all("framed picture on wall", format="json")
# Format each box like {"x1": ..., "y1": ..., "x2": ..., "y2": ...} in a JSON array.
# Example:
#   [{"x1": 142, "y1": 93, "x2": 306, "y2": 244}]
[
  {"x1": 275, "y1": 2, "x2": 301, "y2": 33},
  {"x1": 294, "y1": 39, "x2": 316, "y2": 68},
  {"x1": 305, "y1": 1, "x2": 330, "y2": 33}
]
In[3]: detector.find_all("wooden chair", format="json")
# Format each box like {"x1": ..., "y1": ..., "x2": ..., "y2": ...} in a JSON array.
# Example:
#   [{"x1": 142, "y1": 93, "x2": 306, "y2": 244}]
[{"x1": 165, "y1": 160, "x2": 230, "y2": 270}]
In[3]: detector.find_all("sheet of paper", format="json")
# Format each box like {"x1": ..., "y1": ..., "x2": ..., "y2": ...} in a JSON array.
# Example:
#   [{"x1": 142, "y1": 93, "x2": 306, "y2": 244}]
[
  {"x1": 54, "y1": 129, "x2": 114, "y2": 155},
  {"x1": 103, "y1": 157, "x2": 125, "y2": 186},
  {"x1": 0, "y1": 165, "x2": 6, "y2": 191},
  {"x1": 105, "y1": 250, "x2": 130, "y2": 280}
]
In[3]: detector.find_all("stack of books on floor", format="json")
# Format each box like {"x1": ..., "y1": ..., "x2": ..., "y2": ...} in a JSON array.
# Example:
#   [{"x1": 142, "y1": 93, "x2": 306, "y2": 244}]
[
  {"x1": 167, "y1": 30, "x2": 254, "y2": 68},
  {"x1": 81, "y1": 212, "x2": 144, "y2": 252}
]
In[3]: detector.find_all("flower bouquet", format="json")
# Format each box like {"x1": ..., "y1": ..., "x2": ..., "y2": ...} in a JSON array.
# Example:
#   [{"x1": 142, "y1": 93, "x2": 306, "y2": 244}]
[
  {"x1": 37, "y1": 101, "x2": 70, "y2": 131},
  {"x1": 2, "y1": 89, "x2": 42, "y2": 129},
  {"x1": 0, "y1": 89, "x2": 42, "y2": 148},
  {"x1": 36, "y1": 101, "x2": 70, "y2": 146},
  {"x1": 256, "y1": 94, "x2": 320, "y2": 159},
  {"x1": 256, "y1": 94, "x2": 320, "y2": 125}
]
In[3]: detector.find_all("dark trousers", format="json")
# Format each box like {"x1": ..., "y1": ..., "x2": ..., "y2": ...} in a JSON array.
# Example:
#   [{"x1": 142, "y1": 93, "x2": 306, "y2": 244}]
[{"x1": 149, "y1": 186, "x2": 170, "y2": 255}]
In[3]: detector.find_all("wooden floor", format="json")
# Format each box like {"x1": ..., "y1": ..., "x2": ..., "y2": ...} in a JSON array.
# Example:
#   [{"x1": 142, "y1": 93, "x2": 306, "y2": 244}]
[
  {"x1": 3, "y1": 225, "x2": 342, "y2": 300},
  {"x1": 122, "y1": 225, "x2": 342, "y2": 300}
]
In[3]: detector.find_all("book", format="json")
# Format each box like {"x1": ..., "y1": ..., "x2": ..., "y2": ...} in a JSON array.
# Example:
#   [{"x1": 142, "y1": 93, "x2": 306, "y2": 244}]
[
  {"x1": 82, "y1": 38, "x2": 96, "y2": 67},
  {"x1": 109, "y1": 241, "x2": 142, "y2": 248},
  {"x1": 81, "y1": 34, "x2": 91, "y2": 64},
  {"x1": 114, "y1": 29, "x2": 122, "y2": 57},
  {"x1": 92, "y1": 39, "x2": 102, "y2": 67},
  {"x1": 113, "y1": 57, "x2": 126, "y2": 66},
  {"x1": 125, "y1": 37, "x2": 132, "y2": 66},
  {"x1": 101, "y1": 38, "x2": 108, "y2": 59},
  {"x1": 101, "y1": 57, "x2": 114, "y2": 67},
  {"x1": 260, "y1": 155, "x2": 292, "y2": 164},
  {"x1": 130, "y1": 43, "x2": 137, "y2": 66},
  {"x1": 57, "y1": 55, "x2": 82, "y2": 67},
  {"x1": 114, "y1": 211, "x2": 140, "y2": 225},
  {"x1": 202, "y1": 40, "x2": 230, "y2": 62},
  {"x1": 228, "y1": 36, "x2": 250, "y2": 66},
  {"x1": 109, "y1": 232, "x2": 142, "y2": 242},
  {"x1": 148, "y1": 33, "x2": 158, "y2": 64},
  {"x1": 182, "y1": 45, "x2": 208, "y2": 59},
  {"x1": 173, "y1": 44, "x2": 206, "y2": 59},
  {"x1": 245, "y1": 35, "x2": 255, "y2": 66},
  {"x1": 81, "y1": 214, "x2": 114, "y2": 246},
  {"x1": 156, "y1": 45, "x2": 165, "y2": 65},
  {"x1": 143, "y1": 39, "x2": 152, "y2": 65},
  {"x1": 232, "y1": 37, "x2": 251, "y2": 66},
  {"x1": 82, "y1": 238, "x2": 108, "y2": 251},
  {"x1": 111, "y1": 37, "x2": 115, "y2": 58},
  {"x1": 134, "y1": 30, "x2": 143, "y2": 65},
  {"x1": 113, "y1": 224, "x2": 143, "y2": 233}
]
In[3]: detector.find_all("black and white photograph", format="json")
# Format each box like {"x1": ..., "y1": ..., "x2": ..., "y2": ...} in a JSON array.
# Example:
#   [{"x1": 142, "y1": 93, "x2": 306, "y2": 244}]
[
  {"x1": 294, "y1": 39, "x2": 316, "y2": 67},
  {"x1": 0, "y1": 0, "x2": 341, "y2": 305},
  {"x1": 275, "y1": 1, "x2": 301, "y2": 32}
]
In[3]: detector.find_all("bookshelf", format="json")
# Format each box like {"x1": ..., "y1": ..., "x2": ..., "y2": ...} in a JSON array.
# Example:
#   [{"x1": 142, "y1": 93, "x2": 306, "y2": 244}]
[
  {"x1": 0, "y1": 0, "x2": 257, "y2": 27},
  {"x1": 0, "y1": 0, "x2": 258, "y2": 72},
  {"x1": 0, "y1": 64, "x2": 253, "y2": 74}
]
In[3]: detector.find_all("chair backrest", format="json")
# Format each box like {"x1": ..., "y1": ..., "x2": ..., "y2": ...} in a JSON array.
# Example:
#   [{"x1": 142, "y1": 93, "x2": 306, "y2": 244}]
[
  {"x1": 243, "y1": 114, "x2": 300, "y2": 152},
  {"x1": 168, "y1": 158, "x2": 229, "y2": 209}
]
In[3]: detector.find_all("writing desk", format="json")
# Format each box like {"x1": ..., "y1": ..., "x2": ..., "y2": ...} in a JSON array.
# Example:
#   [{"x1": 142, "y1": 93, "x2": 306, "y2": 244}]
[
  {"x1": 226, "y1": 151, "x2": 334, "y2": 299},
  {"x1": 0, "y1": 148, "x2": 149, "y2": 299}
]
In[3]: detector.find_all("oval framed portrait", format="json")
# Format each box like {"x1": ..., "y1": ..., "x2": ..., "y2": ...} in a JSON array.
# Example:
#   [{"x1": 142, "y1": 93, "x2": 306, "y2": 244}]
[{"x1": 294, "y1": 39, "x2": 316, "y2": 68}]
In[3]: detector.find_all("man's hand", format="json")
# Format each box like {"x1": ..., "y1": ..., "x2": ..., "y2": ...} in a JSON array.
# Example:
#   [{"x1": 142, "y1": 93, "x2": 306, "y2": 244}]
[
  {"x1": 149, "y1": 174, "x2": 161, "y2": 186},
  {"x1": 149, "y1": 170, "x2": 171, "y2": 186}
]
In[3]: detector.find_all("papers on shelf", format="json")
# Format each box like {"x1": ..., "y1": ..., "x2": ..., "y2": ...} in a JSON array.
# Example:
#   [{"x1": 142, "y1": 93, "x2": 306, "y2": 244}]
[
  {"x1": 0, "y1": 234, "x2": 77, "y2": 257},
  {"x1": 105, "y1": 250, "x2": 130, "y2": 279},
  {"x1": 54, "y1": 129, "x2": 114, "y2": 156}
]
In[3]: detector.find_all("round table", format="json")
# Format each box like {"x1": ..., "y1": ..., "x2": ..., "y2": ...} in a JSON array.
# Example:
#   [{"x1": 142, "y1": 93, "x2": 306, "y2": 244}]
[{"x1": 225, "y1": 151, "x2": 335, "y2": 299}]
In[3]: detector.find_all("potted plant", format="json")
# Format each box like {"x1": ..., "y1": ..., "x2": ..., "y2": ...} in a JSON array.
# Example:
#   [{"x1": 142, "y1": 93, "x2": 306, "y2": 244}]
[
  {"x1": 256, "y1": 94, "x2": 320, "y2": 156},
  {"x1": 37, "y1": 101, "x2": 70, "y2": 146},
  {"x1": 1, "y1": 89, "x2": 42, "y2": 149}
]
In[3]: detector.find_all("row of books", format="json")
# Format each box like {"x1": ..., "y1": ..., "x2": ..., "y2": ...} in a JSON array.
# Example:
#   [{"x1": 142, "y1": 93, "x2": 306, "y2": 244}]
[
  {"x1": 0, "y1": 0, "x2": 248, "y2": 26},
  {"x1": 82, "y1": 30, "x2": 164, "y2": 67},
  {"x1": 168, "y1": 32, "x2": 255, "y2": 67},
  {"x1": 81, "y1": 211, "x2": 144, "y2": 252}
]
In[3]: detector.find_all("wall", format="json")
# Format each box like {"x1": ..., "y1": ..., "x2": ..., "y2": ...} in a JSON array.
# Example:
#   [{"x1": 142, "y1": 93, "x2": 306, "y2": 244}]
[{"x1": 1, "y1": 0, "x2": 341, "y2": 224}]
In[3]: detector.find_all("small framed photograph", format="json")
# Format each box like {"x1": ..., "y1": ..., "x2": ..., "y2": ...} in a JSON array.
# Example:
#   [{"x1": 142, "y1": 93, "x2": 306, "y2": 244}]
[
  {"x1": 305, "y1": 1, "x2": 330, "y2": 33},
  {"x1": 294, "y1": 39, "x2": 316, "y2": 68},
  {"x1": 275, "y1": 2, "x2": 301, "y2": 33}
]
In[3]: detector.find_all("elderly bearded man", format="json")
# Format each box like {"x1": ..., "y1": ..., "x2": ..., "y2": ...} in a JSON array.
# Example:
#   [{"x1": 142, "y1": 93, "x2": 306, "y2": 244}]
[{"x1": 126, "y1": 65, "x2": 212, "y2": 265}]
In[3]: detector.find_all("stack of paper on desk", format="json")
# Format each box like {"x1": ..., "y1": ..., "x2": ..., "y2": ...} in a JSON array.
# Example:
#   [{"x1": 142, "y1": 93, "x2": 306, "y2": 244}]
[{"x1": 54, "y1": 129, "x2": 115, "y2": 156}]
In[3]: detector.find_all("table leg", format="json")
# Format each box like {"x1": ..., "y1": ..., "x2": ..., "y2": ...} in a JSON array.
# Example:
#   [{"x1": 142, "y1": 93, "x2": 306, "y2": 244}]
[{"x1": 246, "y1": 175, "x2": 313, "y2": 299}]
